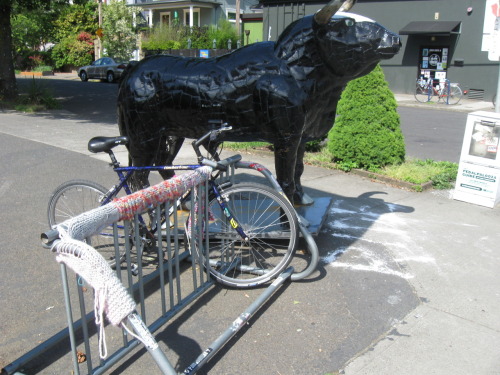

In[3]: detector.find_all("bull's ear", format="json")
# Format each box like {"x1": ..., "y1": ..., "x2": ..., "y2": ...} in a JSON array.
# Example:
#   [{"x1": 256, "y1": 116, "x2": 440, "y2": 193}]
[{"x1": 314, "y1": 0, "x2": 356, "y2": 25}]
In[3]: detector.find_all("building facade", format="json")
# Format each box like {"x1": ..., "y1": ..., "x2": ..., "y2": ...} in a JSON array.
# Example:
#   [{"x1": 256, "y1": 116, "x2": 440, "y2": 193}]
[
  {"x1": 261, "y1": 0, "x2": 499, "y2": 101},
  {"x1": 128, "y1": 0, "x2": 258, "y2": 29}
]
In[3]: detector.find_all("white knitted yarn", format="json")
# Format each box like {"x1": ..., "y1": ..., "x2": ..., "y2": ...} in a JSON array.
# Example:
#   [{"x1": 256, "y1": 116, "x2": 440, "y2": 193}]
[
  {"x1": 54, "y1": 237, "x2": 136, "y2": 358},
  {"x1": 62, "y1": 204, "x2": 120, "y2": 241}
]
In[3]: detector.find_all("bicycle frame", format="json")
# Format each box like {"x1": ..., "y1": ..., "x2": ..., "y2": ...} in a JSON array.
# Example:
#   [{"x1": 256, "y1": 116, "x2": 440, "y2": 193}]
[
  {"x1": 417, "y1": 77, "x2": 457, "y2": 105},
  {"x1": 101, "y1": 157, "x2": 250, "y2": 244}
]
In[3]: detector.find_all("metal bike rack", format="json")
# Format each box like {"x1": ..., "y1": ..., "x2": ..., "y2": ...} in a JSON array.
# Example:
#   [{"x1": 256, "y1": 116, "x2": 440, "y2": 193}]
[{"x1": 3, "y1": 166, "x2": 300, "y2": 375}]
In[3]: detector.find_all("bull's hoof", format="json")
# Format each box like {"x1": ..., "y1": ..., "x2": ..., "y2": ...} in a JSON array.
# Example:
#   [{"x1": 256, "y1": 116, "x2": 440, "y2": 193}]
[{"x1": 293, "y1": 192, "x2": 314, "y2": 206}]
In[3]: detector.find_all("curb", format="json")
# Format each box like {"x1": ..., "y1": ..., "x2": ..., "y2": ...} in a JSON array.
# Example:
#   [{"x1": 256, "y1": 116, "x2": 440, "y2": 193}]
[
  {"x1": 228, "y1": 147, "x2": 435, "y2": 192},
  {"x1": 351, "y1": 169, "x2": 434, "y2": 191},
  {"x1": 19, "y1": 71, "x2": 54, "y2": 77}
]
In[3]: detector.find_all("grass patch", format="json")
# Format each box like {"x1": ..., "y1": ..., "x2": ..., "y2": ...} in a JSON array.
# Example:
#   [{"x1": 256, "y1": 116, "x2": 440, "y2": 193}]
[
  {"x1": 1, "y1": 77, "x2": 59, "y2": 112},
  {"x1": 225, "y1": 142, "x2": 458, "y2": 190},
  {"x1": 224, "y1": 141, "x2": 272, "y2": 151},
  {"x1": 377, "y1": 159, "x2": 458, "y2": 189}
]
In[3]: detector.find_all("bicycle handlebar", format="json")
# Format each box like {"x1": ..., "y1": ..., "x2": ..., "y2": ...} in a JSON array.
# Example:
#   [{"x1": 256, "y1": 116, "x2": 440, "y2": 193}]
[
  {"x1": 192, "y1": 123, "x2": 233, "y2": 163},
  {"x1": 201, "y1": 154, "x2": 242, "y2": 171}
]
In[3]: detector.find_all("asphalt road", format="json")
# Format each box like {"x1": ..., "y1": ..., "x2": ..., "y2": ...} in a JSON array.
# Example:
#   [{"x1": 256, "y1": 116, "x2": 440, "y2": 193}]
[
  {"x1": 398, "y1": 106, "x2": 467, "y2": 163},
  {"x1": 17, "y1": 75, "x2": 120, "y2": 125}
]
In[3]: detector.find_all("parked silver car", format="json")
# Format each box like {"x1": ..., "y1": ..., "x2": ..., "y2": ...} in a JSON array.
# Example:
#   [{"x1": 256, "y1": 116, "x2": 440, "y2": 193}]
[{"x1": 78, "y1": 57, "x2": 128, "y2": 83}]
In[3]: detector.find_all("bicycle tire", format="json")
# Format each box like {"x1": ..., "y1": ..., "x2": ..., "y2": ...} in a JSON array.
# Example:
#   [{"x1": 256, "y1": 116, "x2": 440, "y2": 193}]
[
  {"x1": 445, "y1": 85, "x2": 462, "y2": 105},
  {"x1": 199, "y1": 182, "x2": 299, "y2": 288},
  {"x1": 47, "y1": 180, "x2": 125, "y2": 266},
  {"x1": 415, "y1": 84, "x2": 433, "y2": 103}
]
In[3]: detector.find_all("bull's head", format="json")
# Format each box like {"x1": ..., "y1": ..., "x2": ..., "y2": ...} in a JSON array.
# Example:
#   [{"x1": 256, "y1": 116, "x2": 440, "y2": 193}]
[{"x1": 313, "y1": 0, "x2": 401, "y2": 78}]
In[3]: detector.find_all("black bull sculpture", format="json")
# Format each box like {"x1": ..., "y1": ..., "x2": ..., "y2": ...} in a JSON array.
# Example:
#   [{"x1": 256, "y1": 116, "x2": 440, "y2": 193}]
[{"x1": 117, "y1": 0, "x2": 401, "y2": 205}]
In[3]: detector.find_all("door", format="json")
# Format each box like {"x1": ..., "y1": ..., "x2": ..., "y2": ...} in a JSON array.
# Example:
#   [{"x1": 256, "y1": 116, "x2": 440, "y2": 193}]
[
  {"x1": 88, "y1": 58, "x2": 102, "y2": 78},
  {"x1": 418, "y1": 46, "x2": 449, "y2": 85}
]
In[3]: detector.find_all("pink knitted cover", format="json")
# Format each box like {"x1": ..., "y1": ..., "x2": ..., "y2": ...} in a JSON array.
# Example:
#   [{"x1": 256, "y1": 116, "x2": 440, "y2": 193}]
[{"x1": 113, "y1": 166, "x2": 212, "y2": 221}]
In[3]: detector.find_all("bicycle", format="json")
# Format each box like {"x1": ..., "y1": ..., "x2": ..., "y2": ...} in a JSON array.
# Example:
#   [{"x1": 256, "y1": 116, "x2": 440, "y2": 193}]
[
  {"x1": 47, "y1": 124, "x2": 301, "y2": 288},
  {"x1": 414, "y1": 76, "x2": 463, "y2": 105}
]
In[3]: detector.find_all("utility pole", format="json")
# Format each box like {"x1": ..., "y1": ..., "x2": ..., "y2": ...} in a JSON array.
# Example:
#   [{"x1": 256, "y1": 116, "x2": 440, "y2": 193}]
[
  {"x1": 96, "y1": 0, "x2": 103, "y2": 59},
  {"x1": 235, "y1": 0, "x2": 241, "y2": 36}
]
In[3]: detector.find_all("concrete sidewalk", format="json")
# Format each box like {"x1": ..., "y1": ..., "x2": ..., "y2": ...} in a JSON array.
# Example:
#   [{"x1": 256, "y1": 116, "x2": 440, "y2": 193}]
[
  {"x1": 394, "y1": 93, "x2": 496, "y2": 113},
  {"x1": 1, "y1": 109, "x2": 499, "y2": 374}
]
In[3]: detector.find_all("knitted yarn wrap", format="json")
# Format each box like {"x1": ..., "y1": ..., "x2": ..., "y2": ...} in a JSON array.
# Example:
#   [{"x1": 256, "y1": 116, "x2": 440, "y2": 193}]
[
  {"x1": 55, "y1": 237, "x2": 136, "y2": 326},
  {"x1": 113, "y1": 166, "x2": 213, "y2": 220},
  {"x1": 61, "y1": 203, "x2": 120, "y2": 241},
  {"x1": 54, "y1": 236, "x2": 136, "y2": 358},
  {"x1": 51, "y1": 166, "x2": 213, "y2": 358}
]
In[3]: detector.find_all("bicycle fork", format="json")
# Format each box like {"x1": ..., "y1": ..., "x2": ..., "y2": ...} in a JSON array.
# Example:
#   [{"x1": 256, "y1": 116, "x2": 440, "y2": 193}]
[{"x1": 212, "y1": 185, "x2": 249, "y2": 241}]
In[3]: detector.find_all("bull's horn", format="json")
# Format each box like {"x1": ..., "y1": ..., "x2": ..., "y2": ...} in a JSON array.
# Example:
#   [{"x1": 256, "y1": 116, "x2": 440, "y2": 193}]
[{"x1": 314, "y1": 0, "x2": 356, "y2": 25}]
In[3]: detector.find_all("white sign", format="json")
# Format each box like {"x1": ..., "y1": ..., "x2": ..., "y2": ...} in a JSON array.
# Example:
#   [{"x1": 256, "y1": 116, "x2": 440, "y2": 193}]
[
  {"x1": 482, "y1": 0, "x2": 500, "y2": 61},
  {"x1": 454, "y1": 163, "x2": 500, "y2": 207},
  {"x1": 454, "y1": 112, "x2": 500, "y2": 207}
]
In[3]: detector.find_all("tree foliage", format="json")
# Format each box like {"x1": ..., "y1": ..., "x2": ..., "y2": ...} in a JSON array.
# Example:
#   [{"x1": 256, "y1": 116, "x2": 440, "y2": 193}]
[
  {"x1": 327, "y1": 64, "x2": 405, "y2": 171},
  {"x1": 11, "y1": 11, "x2": 54, "y2": 52},
  {"x1": 1, "y1": 0, "x2": 77, "y2": 98},
  {"x1": 52, "y1": 2, "x2": 97, "y2": 43},
  {"x1": 102, "y1": 0, "x2": 141, "y2": 61}
]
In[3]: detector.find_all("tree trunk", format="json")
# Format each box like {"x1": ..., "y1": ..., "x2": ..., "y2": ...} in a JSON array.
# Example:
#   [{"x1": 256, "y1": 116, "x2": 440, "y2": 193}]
[{"x1": 0, "y1": 1, "x2": 18, "y2": 99}]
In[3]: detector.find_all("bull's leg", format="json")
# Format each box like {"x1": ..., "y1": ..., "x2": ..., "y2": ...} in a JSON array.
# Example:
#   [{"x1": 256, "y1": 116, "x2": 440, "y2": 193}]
[
  {"x1": 274, "y1": 137, "x2": 301, "y2": 205},
  {"x1": 293, "y1": 143, "x2": 314, "y2": 206},
  {"x1": 255, "y1": 75, "x2": 307, "y2": 205},
  {"x1": 157, "y1": 136, "x2": 185, "y2": 180},
  {"x1": 129, "y1": 154, "x2": 154, "y2": 192}
]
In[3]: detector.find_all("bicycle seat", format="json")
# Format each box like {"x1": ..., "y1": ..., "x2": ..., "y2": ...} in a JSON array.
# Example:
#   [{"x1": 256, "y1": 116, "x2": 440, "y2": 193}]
[{"x1": 88, "y1": 136, "x2": 129, "y2": 153}]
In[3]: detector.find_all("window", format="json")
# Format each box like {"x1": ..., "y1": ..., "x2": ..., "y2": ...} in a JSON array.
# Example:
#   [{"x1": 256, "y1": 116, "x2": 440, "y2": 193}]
[
  {"x1": 160, "y1": 12, "x2": 171, "y2": 26},
  {"x1": 227, "y1": 9, "x2": 236, "y2": 22},
  {"x1": 183, "y1": 8, "x2": 200, "y2": 27}
]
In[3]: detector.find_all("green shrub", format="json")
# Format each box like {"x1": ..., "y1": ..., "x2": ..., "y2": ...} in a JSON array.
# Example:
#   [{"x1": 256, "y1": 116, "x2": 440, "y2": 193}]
[
  {"x1": 304, "y1": 138, "x2": 325, "y2": 152},
  {"x1": 207, "y1": 20, "x2": 239, "y2": 49},
  {"x1": 327, "y1": 64, "x2": 405, "y2": 171},
  {"x1": 51, "y1": 32, "x2": 94, "y2": 69},
  {"x1": 141, "y1": 20, "x2": 239, "y2": 51},
  {"x1": 33, "y1": 65, "x2": 53, "y2": 72}
]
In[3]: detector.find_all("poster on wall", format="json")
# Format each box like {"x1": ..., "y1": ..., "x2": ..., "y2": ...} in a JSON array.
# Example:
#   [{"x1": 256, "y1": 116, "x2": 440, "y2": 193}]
[
  {"x1": 482, "y1": 0, "x2": 500, "y2": 61},
  {"x1": 418, "y1": 46, "x2": 449, "y2": 83}
]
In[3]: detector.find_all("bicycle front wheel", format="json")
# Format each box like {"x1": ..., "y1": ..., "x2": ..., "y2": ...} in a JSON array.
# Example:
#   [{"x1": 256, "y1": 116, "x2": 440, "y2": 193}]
[
  {"x1": 415, "y1": 85, "x2": 433, "y2": 103},
  {"x1": 47, "y1": 180, "x2": 123, "y2": 265},
  {"x1": 445, "y1": 85, "x2": 463, "y2": 105},
  {"x1": 202, "y1": 183, "x2": 299, "y2": 288}
]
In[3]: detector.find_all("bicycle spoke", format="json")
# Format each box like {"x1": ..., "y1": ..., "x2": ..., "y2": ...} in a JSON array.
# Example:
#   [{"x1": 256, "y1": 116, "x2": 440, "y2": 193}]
[{"x1": 199, "y1": 183, "x2": 298, "y2": 287}]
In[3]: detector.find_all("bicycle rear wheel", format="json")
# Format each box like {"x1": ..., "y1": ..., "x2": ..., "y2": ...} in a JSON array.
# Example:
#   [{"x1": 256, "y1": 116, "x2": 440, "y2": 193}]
[
  {"x1": 47, "y1": 180, "x2": 125, "y2": 267},
  {"x1": 201, "y1": 182, "x2": 299, "y2": 288},
  {"x1": 445, "y1": 85, "x2": 463, "y2": 105}
]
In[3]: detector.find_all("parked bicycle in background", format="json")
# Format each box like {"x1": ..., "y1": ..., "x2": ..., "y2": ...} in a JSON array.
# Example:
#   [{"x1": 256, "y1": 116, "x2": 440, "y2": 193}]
[{"x1": 414, "y1": 76, "x2": 463, "y2": 105}]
